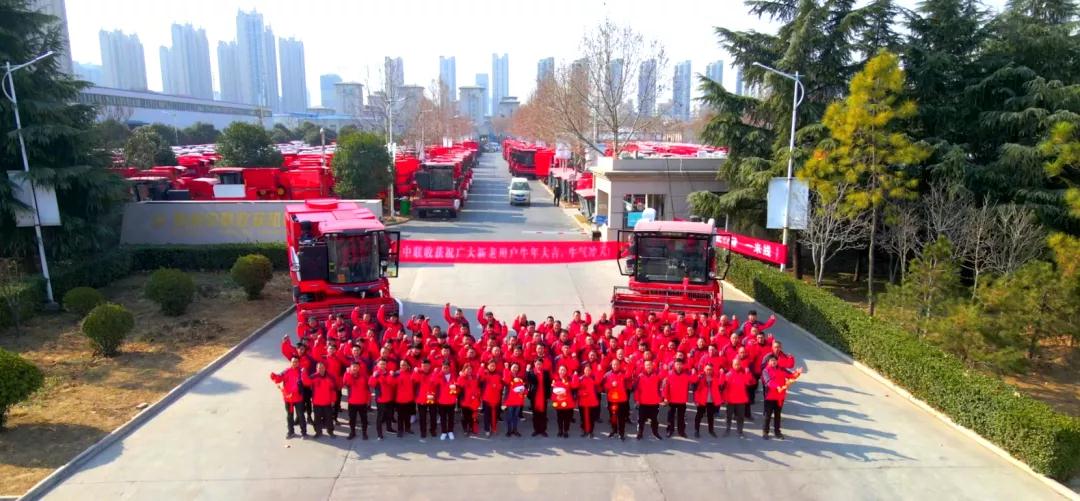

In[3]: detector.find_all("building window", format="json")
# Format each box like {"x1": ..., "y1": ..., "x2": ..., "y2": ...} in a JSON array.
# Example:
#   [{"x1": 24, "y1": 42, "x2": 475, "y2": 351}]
[{"x1": 622, "y1": 194, "x2": 665, "y2": 227}]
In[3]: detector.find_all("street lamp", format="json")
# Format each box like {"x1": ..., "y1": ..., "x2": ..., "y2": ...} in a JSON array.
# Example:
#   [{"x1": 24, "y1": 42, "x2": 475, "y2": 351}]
[
  {"x1": 752, "y1": 61, "x2": 805, "y2": 272},
  {"x1": 3, "y1": 51, "x2": 59, "y2": 306},
  {"x1": 319, "y1": 127, "x2": 326, "y2": 167}
]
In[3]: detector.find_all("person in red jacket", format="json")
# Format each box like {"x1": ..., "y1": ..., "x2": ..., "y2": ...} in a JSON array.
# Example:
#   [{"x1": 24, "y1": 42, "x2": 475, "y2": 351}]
[
  {"x1": 376, "y1": 304, "x2": 403, "y2": 342},
  {"x1": 270, "y1": 356, "x2": 308, "y2": 438},
  {"x1": 577, "y1": 363, "x2": 601, "y2": 437},
  {"x1": 662, "y1": 359, "x2": 693, "y2": 438},
  {"x1": 414, "y1": 359, "x2": 439, "y2": 439},
  {"x1": 281, "y1": 335, "x2": 318, "y2": 424},
  {"x1": 551, "y1": 365, "x2": 579, "y2": 438},
  {"x1": 526, "y1": 359, "x2": 550, "y2": 437},
  {"x1": 457, "y1": 364, "x2": 482, "y2": 437},
  {"x1": 307, "y1": 362, "x2": 339, "y2": 438},
  {"x1": 762, "y1": 351, "x2": 802, "y2": 440},
  {"x1": 762, "y1": 340, "x2": 796, "y2": 371},
  {"x1": 723, "y1": 358, "x2": 756, "y2": 437},
  {"x1": 434, "y1": 362, "x2": 459, "y2": 440},
  {"x1": 744, "y1": 331, "x2": 772, "y2": 420},
  {"x1": 741, "y1": 309, "x2": 776, "y2": 339},
  {"x1": 602, "y1": 359, "x2": 631, "y2": 440},
  {"x1": 369, "y1": 359, "x2": 397, "y2": 440},
  {"x1": 502, "y1": 362, "x2": 527, "y2": 437},
  {"x1": 634, "y1": 360, "x2": 663, "y2": 440},
  {"x1": 393, "y1": 360, "x2": 417, "y2": 438},
  {"x1": 693, "y1": 363, "x2": 724, "y2": 437},
  {"x1": 342, "y1": 361, "x2": 371, "y2": 440},
  {"x1": 479, "y1": 361, "x2": 504, "y2": 436}
]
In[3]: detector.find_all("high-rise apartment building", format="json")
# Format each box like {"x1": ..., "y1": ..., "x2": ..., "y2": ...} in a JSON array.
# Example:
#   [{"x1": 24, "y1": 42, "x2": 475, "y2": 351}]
[
  {"x1": 491, "y1": 53, "x2": 509, "y2": 115},
  {"x1": 672, "y1": 60, "x2": 691, "y2": 121},
  {"x1": 99, "y1": 29, "x2": 147, "y2": 90},
  {"x1": 236, "y1": 10, "x2": 278, "y2": 110},
  {"x1": 734, "y1": 68, "x2": 744, "y2": 96},
  {"x1": 638, "y1": 59, "x2": 657, "y2": 116},
  {"x1": 706, "y1": 60, "x2": 724, "y2": 87},
  {"x1": 607, "y1": 58, "x2": 625, "y2": 100},
  {"x1": 384, "y1": 56, "x2": 404, "y2": 92},
  {"x1": 439, "y1": 56, "x2": 456, "y2": 102},
  {"x1": 458, "y1": 85, "x2": 485, "y2": 126},
  {"x1": 217, "y1": 41, "x2": 241, "y2": 102},
  {"x1": 335, "y1": 82, "x2": 364, "y2": 117},
  {"x1": 32, "y1": 0, "x2": 73, "y2": 74},
  {"x1": 73, "y1": 62, "x2": 103, "y2": 86},
  {"x1": 159, "y1": 23, "x2": 212, "y2": 99},
  {"x1": 320, "y1": 74, "x2": 342, "y2": 111},
  {"x1": 537, "y1": 57, "x2": 554, "y2": 85},
  {"x1": 475, "y1": 73, "x2": 489, "y2": 116},
  {"x1": 278, "y1": 38, "x2": 308, "y2": 112}
]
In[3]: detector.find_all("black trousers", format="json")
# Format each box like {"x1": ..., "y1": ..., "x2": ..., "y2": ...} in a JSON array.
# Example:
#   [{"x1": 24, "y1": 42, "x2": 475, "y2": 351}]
[
  {"x1": 580, "y1": 406, "x2": 599, "y2": 433},
  {"x1": 376, "y1": 401, "x2": 395, "y2": 438},
  {"x1": 462, "y1": 407, "x2": 476, "y2": 434},
  {"x1": 396, "y1": 402, "x2": 415, "y2": 436},
  {"x1": 726, "y1": 403, "x2": 747, "y2": 433},
  {"x1": 609, "y1": 402, "x2": 629, "y2": 437},
  {"x1": 285, "y1": 402, "x2": 307, "y2": 435},
  {"x1": 418, "y1": 403, "x2": 438, "y2": 437},
  {"x1": 301, "y1": 388, "x2": 314, "y2": 418},
  {"x1": 763, "y1": 400, "x2": 783, "y2": 435},
  {"x1": 695, "y1": 403, "x2": 718, "y2": 433},
  {"x1": 746, "y1": 381, "x2": 759, "y2": 417},
  {"x1": 314, "y1": 405, "x2": 335, "y2": 435},
  {"x1": 439, "y1": 404, "x2": 456, "y2": 434},
  {"x1": 532, "y1": 409, "x2": 548, "y2": 434},
  {"x1": 482, "y1": 402, "x2": 500, "y2": 432},
  {"x1": 556, "y1": 409, "x2": 573, "y2": 435},
  {"x1": 637, "y1": 404, "x2": 660, "y2": 437},
  {"x1": 667, "y1": 403, "x2": 687, "y2": 435},
  {"x1": 347, "y1": 403, "x2": 369, "y2": 435}
]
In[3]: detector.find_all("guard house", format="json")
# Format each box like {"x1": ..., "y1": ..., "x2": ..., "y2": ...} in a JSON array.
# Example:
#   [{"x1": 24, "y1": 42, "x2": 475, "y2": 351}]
[{"x1": 591, "y1": 148, "x2": 727, "y2": 241}]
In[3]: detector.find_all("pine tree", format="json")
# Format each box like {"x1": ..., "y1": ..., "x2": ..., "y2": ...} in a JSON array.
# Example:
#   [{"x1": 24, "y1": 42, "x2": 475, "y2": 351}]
[
  {"x1": 880, "y1": 236, "x2": 962, "y2": 334},
  {"x1": 801, "y1": 51, "x2": 930, "y2": 314}
]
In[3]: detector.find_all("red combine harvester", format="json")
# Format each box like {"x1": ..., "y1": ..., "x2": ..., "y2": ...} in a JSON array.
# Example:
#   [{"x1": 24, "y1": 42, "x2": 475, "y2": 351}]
[
  {"x1": 611, "y1": 216, "x2": 723, "y2": 323},
  {"x1": 504, "y1": 141, "x2": 553, "y2": 179},
  {"x1": 412, "y1": 159, "x2": 466, "y2": 218},
  {"x1": 181, "y1": 167, "x2": 334, "y2": 200},
  {"x1": 285, "y1": 199, "x2": 401, "y2": 325}
]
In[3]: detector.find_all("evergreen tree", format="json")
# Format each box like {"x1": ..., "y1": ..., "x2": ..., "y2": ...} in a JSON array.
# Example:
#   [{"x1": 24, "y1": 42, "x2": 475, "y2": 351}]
[
  {"x1": 880, "y1": 236, "x2": 962, "y2": 334},
  {"x1": 332, "y1": 131, "x2": 392, "y2": 199},
  {"x1": 181, "y1": 122, "x2": 220, "y2": 144},
  {"x1": 123, "y1": 126, "x2": 176, "y2": 168},
  {"x1": 217, "y1": 122, "x2": 282, "y2": 167},
  {"x1": 0, "y1": 0, "x2": 126, "y2": 260}
]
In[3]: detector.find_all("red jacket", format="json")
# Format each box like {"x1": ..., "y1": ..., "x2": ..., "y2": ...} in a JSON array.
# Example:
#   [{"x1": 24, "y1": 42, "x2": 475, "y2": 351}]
[
  {"x1": 764, "y1": 366, "x2": 799, "y2": 405},
  {"x1": 342, "y1": 367, "x2": 371, "y2": 405},
  {"x1": 369, "y1": 370, "x2": 397, "y2": 404},
  {"x1": 663, "y1": 371, "x2": 694, "y2": 404},
  {"x1": 394, "y1": 369, "x2": 417, "y2": 403},
  {"x1": 693, "y1": 372, "x2": 725, "y2": 406},
  {"x1": 602, "y1": 370, "x2": 630, "y2": 403},
  {"x1": 457, "y1": 373, "x2": 482, "y2": 410},
  {"x1": 377, "y1": 305, "x2": 403, "y2": 341},
  {"x1": 503, "y1": 370, "x2": 528, "y2": 407},
  {"x1": 635, "y1": 371, "x2": 663, "y2": 405},
  {"x1": 577, "y1": 374, "x2": 600, "y2": 407},
  {"x1": 551, "y1": 375, "x2": 578, "y2": 409},
  {"x1": 742, "y1": 316, "x2": 776, "y2": 338},
  {"x1": 270, "y1": 367, "x2": 306, "y2": 404},
  {"x1": 480, "y1": 371, "x2": 504, "y2": 405},
  {"x1": 434, "y1": 371, "x2": 459, "y2": 406},
  {"x1": 414, "y1": 369, "x2": 439, "y2": 405},
  {"x1": 723, "y1": 369, "x2": 756, "y2": 405},
  {"x1": 306, "y1": 372, "x2": 339, "y2": 406}
]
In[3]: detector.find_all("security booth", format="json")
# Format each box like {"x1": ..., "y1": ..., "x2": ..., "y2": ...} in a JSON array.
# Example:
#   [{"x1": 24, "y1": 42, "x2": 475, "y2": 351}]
[{"x1": 592, "y1": 155, "x2": 728, "y2": 241}]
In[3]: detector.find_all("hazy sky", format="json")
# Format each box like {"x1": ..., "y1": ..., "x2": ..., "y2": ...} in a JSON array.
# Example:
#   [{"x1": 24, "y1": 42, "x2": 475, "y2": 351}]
[{"x1": 65, "y1": 0, "x2": 1007, "y2": 106}]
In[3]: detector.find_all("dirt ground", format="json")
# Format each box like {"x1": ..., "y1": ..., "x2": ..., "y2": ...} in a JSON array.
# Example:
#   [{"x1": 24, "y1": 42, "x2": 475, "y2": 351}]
[{"x1": 0, "y1": 272, "x2": 292, "y2": 496}]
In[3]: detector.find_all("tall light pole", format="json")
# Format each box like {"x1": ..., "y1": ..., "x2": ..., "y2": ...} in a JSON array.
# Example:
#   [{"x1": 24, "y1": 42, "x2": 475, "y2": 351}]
[
  {"x1": 752, "y1": 62, "x2": 804, "y2": 272},
  {"x1": 319, "y1": 127, "x2": 326, "y2": 167},
  {"x1": 4, "y1": 51, "x2": 58, "y2": 306}
]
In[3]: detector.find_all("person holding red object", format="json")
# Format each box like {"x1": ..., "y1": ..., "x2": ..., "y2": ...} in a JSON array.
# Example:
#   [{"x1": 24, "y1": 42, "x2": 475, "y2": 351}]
[
  {"x1": 434, "y1": 362, "x2": 459, "y2": 440},
  {"x1": 662, "y1": 359, "x2": 693, "y2": 438},
  {"x1": 341, "y1": 361, "x2": 371, "y2": 440},
  {"x1": 393, "y1": 360, "x2": 417, "y2": 438},
  {"x1": 369, "y1": 359, "x2": 397, "y2": 440},
  {"x1": 723, "y1": 357, "x2": 756, "y2": 437},
  {"x1": 307, "y1": 362, "x2": 339, "y2": 438},
  {"x1": 577, "y1": 363, "x2": 601, "y2": 437},
  {"x1": 693, "y1": 363, "x2": 724, "y2": 437},
  {"x1": 457, "y1": 364, "x2": 482, "y2": 437},
  {"x1": 763, "y1": 347, "x2": 802, "y2": 440},
  {"x1": 526, "y1": 359, "x2": 550, "y2": 437},
  {"x1": 602, "y1": 359, "x2": 631, "y2": 440},
  {"x1": 480, "y1": 361, "x2": 504, "y2": 436},
  {"x1": 634, "y1": 359, "x2": 663, "y2": 440},
  {"x1": 281, "y1": 335, "x2": 317, "y2": 423},
  {"x1": 762, "y1": 340, "x2": 796, "y2": 371},
  {"x1": 414, "y1": 359, "x2": 439, "y2": 439},
  {"x1": 270, "y1": 356, "x2": 308, "y2": 438},
  {"x1": 551, "y1": 365, "x2": 579, "y2": 437},
  {"x1": 503, "y1": 362, "x2": 527, "y2": 437}
]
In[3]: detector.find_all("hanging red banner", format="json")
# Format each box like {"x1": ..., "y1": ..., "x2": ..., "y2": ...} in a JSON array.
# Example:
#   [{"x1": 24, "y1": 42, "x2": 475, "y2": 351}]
[
  {"x1": 399, "y1": 240, "x2": 624, "y2": 264},
  {"x1": 715, "y1": 231, "x2": 787, "y2": 266}
]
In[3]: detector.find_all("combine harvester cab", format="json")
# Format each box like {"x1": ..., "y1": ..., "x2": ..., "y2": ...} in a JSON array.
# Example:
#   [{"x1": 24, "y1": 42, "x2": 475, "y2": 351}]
[
  {"x1": 611, "y1": 214, "x2": 723, "y2": 323},
  {"x1": 413, "y1": 160, "x2": 464, "y2": 218},
  {"x1": 285, "y1": 199, "x2": 401, "y2": 325}
]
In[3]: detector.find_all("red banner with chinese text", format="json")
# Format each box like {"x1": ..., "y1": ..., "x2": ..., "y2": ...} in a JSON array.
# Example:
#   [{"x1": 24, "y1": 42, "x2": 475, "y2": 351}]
[
  {"x1": 399, "y1": 240, "x2": 624, "y2": 264},
  {"x1": 714, "y1": 231, "x2": 787, "y2": 266}
]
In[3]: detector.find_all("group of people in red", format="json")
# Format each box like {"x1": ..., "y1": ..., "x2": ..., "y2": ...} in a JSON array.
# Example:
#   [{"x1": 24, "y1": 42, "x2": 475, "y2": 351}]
[{"x1": 271, "y1": 302, "x2": 802, "y2": 443}]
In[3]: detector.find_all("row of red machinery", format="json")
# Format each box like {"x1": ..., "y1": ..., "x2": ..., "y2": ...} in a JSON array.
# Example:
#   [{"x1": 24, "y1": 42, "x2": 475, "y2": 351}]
[
  {"x1": 391, "y1": 142, "x2": 479, "y2": 218},
  {"x1": 501, "y1": 139, "x2": 554, "y2": 179}
]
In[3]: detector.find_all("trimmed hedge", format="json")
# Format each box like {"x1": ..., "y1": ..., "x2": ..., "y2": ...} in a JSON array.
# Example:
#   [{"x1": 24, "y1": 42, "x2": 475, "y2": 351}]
[
  {"x1": 230, "y1": 254, "x2": 274, "y2": 299},
  {"x1": 0, "y1": 279, "x2": 42, "y2": 330},
  {"x1": 62, "y1": 287, "x2": 106, "y2": 317},
  {"x1": 725, "y1": 256, "x2": 1080, "y2": 480},
  {"x1": 82, "y1": 303, "x2": 135, "y2": 356},
  {"x1": 132, "y1": 244, "x2": 287, "y2": 271},
  {"x1": 145, "y1": 268, "x2": 195, "y2": 316},
  {"x1": 0, "y1": 348, "x2": 44, "y2": 429}
]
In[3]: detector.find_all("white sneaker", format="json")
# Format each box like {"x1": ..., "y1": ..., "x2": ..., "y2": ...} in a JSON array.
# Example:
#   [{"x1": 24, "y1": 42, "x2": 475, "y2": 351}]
[
  {"x1": 449, "y1": 432, "x2": 455, "y2": 440},
  {"x1": 440, "y1": 433, "x2": 447, "y2": 441}
]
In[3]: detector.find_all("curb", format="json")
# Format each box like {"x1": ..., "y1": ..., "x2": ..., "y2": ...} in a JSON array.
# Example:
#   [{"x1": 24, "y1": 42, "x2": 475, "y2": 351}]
[
  {"x1": 18, "y1": 305, "x2": 296, "y2": 501},
  {"x1": 720, "y1": 282, "x2": 1080, "y2": 501},
  {"x1": 537, "y1": 178, "x2": 593, "y2": 234}
]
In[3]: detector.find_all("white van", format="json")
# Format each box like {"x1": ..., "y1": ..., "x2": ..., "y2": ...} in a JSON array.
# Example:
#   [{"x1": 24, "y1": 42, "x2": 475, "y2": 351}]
[{"x1": 508, "y1": 177, "x2": 531, "y2": 206}]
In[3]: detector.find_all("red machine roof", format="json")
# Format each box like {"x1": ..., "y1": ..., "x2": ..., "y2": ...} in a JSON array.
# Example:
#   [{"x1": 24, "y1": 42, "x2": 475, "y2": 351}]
[
  {"x1": 633, "y1": 220, "x2": 715, "y2": 235},
  {"x1": 286, "y1": 199, "x2": 384, "y2": 232}
]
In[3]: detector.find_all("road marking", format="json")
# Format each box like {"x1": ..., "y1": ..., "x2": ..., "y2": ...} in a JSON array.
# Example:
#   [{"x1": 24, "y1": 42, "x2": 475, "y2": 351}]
[{"x1": 522, "y1": 230, "x2": 587, "y2": 235}]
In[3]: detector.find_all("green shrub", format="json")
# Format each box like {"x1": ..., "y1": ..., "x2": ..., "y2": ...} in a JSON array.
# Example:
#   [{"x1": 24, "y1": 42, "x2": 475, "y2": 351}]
[
  {"x1": 132, "y1": 244, "x2": 288, "y2": 271},
  {"x1": 144, "y1": 268, "x2": 196, "y2": 316},
  {"x1": 230, "y1": 254, "x2": 273, "y2": 299},
  {"x1": 62, "y1": 287, "x2": 106, "y2": 317},
  {"x1": 0, "y1": 278, "x2": 42, "y2": 330},
  {"x1": 50, "y1": 249, "x2": 133, "y2": 298},
  {"x1": 725, "y1": 256, "x2": 1080, "y2": 480},
  {"x1": 81, "y1": 303, "x2": 135, "y2": 357},
  {"x1": 0, "y1": 348, "x2": 44, "y2": 429}
]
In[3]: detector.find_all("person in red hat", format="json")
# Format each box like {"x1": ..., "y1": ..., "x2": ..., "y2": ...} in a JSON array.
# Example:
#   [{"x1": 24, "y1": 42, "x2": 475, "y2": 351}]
[
  {"x1": 270, "y1": 356, "x2": 308, "y2": 438},
  {"x1": 577, "y1": 363, "x2": 601, "y2": 437},
  {"x1": 693, "y1": 363, "x2": 724, "y2": 437},
  {"x1": 503, "y1": 361, "x2": 527, "y2": 437},
  {"x1": 341, "y1": 361, "x2": 371, "y2": 440},
  {"x1": 551, "y1": 365, "x2": 579, "y2": 437}
]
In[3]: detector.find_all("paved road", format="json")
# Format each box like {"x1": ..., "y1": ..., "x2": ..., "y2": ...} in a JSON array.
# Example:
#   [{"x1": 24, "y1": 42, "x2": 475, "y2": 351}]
[{"x1": 37, "y1": 154, "x2": 1070, "y2": 500}]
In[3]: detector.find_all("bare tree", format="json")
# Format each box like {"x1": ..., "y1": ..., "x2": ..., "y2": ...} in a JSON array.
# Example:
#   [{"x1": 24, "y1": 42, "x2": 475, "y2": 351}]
[
  {"x1": 800, "y1": 183, "x2": 871, "y2": 286},
  {"x1": 986, "y1": 204, "x2": 1046, "y2": 275},
  {"x1": 549, "y1": 19, "x2": 667, "y2": 155},
  {"x1": 881, "y1": 200, "x2": 924, "y2": 280},
  {"x1": 922, "y1": 181, "x2": 971, "y2": 252},
  {"x1": 957, "y1": 198, "x2": 995, "y2": 295}
]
